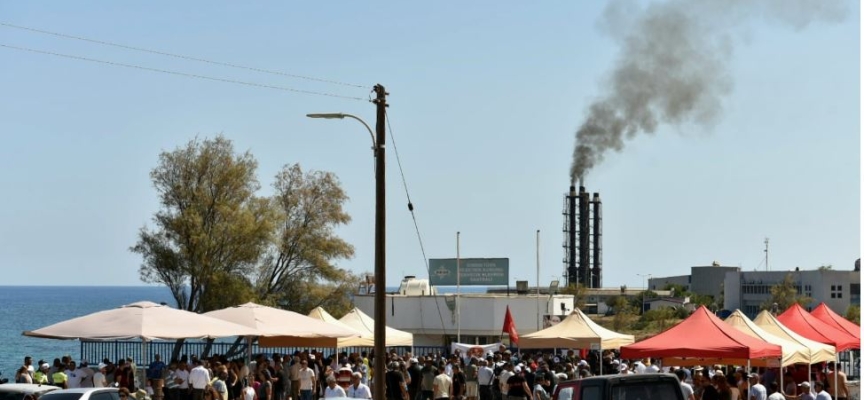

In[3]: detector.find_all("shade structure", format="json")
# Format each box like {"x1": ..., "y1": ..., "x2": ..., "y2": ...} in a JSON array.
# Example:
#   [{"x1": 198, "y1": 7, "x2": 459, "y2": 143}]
[
  {"x1": 204, "y1": 302, "x2": 360, "y2": 348},
  {"x1": 307, "y1": 306, "x2": 367, "y2": 346},
  {"x1": 337, "y1": 307, "x2": 413, "y2": 347},
  {"x1": 520, "y1": 308, "x2": 634, "y2": 349},
  {"x1": 810, "y1": 303, "x2": 861, "y2": 340},
  {"x1": 752, "y1": 310, "x2": 835, "y2": 364},
  {"x1": 619, "y1": 306, "x2": 782, "y2": 364},
  {"x1": 24, "y1": 301, "x2": 260, "y2": 341},
  {"x1": 776, "y1": 303, "x2": 859, "y2": 351},
  {"x1": 724, "y1": 310, "x2": 811, "y2": 366}
]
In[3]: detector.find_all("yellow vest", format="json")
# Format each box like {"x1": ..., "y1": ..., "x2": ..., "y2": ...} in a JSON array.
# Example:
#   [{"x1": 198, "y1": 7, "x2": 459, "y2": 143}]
[{"x1": 34, "y1": 371, "x2": 49, "y2": 384}]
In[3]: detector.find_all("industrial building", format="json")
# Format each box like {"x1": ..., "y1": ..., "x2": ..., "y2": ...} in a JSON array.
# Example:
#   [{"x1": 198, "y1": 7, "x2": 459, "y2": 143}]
[{"x1": 649, "y1": 261, "x2": 860, "y2": 318}]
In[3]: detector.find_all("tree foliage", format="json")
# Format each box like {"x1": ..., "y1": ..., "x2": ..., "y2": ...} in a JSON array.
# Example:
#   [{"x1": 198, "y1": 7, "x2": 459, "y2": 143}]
[
  {"x1": 561, "y1": 283, "x2": 588, "y2": 310},
  {"x1": 845, "y1": 305, "x2": 860, "y2": 325},
  {"x1": 760, "y1": 273, "x2": 813, "y2": 313},
  {"x1": 611, "y1": 296, "x2": 635, "y2": 331},
  {"x1": 132, "y1": 136, "x2": 273, "y2": 312},
  {"x1": 131, "y1": 136, "x2": 360, "y2": 315},
  {"x1": 255, "y1": 164, "x2": 355, "y2": 310}
]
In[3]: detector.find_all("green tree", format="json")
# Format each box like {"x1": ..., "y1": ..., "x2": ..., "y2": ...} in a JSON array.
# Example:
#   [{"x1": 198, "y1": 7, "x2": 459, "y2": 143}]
[
  {"x1": 561, "y1": 283, "x2": 588, "y2": 310},
  {"x1": 845, "y1": 305, "x2": 860, "y2": 325},
  {"x1": 255, "y1": 164, "x2": 356, "y2": 311},
  {"x1": 612, "y1": 296, "x2": 635, "y2": 331},
  {"x1": 131, "y1": 136, "x2": 274, "y2": 312},
  {"x1": 760, "y1": 273, "x2": 813, "y2": 313}
]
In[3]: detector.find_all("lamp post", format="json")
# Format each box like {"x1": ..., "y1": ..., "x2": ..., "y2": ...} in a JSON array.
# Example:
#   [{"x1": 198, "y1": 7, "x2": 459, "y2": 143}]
[
  {"x1": 306, "y1": 84, "x2": 388, "y2": 400},
  {"x1": 636, "y1": 273, "x2": 652, "y2": 314}
]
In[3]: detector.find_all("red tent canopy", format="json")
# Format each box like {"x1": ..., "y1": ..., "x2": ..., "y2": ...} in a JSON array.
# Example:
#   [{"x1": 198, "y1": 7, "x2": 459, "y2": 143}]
[
  {"x1": 619, "y1": 306, "x2": 782, "y2": 360},
  {"x1": 810, "y1": 303, "x2": 860, "y2": 340},
  {"x1": 777, "y1": 303, "x2": 859, "y2": 351}
]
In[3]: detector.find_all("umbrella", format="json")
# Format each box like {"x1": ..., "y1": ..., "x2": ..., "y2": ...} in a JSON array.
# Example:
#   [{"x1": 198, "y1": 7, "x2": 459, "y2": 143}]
[
  {"x1": 205, "y1": 302, "x2": 360, "y2": 347},
  {"x1": 23, "y1": 301, "x2": 259, "y2": 341}
]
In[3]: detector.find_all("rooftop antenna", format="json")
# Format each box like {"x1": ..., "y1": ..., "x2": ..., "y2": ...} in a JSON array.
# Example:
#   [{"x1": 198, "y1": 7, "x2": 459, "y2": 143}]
[{"x1": 764, "y1": 237, "x2": 770, "y2": 271}]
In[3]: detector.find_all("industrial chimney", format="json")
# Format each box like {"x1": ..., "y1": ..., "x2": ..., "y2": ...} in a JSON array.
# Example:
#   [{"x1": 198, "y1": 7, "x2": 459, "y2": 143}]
[{"x1": 562, "y1": 184, "x2": 603, "y2": 288}]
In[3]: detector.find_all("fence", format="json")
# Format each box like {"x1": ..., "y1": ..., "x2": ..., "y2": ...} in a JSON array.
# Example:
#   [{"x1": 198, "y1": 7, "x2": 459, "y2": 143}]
[{"x1": 80, "y1": 340, "x2": 446, "y2": 365}]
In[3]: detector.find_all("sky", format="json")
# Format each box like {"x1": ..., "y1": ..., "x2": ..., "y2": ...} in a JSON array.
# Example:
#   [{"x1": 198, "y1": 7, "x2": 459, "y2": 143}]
[{"x1": 0, "y1": 1, "x2": 859, "y2": 289}]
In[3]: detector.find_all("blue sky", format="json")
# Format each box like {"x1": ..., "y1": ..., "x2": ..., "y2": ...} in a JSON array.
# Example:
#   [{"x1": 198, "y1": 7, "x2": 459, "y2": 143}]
[{"x1": 0, "y1": 2, "x2": 859, "y2": 289}]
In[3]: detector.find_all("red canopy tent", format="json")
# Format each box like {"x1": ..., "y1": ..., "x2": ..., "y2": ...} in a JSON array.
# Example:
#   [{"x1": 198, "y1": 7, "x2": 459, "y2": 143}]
[
  {"x1": 810, "y1": 303, "x2": 860, "y2": 340},
  {"x1": 620, "y1": 306, "x2": 782, "y2": 362},
  {"x1": 776, "y1": 303, "x2": 859, "y2": 351}
]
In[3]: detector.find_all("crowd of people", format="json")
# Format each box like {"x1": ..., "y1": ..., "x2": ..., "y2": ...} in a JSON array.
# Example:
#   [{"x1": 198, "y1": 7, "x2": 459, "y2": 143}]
[{"x1": 10, "y1": 347, "x2": 851, "y2": 400}]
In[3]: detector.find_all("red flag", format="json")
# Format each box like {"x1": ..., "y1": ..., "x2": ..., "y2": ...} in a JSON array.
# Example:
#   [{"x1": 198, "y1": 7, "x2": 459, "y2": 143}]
[{"x1": 502, "y1": 305, "x2": 519, "y2": 345}]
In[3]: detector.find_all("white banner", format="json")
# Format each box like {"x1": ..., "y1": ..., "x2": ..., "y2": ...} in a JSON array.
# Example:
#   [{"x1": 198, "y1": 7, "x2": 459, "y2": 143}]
[{"x1": 450, "y1": 342, "x2": 502, "y2": 360}]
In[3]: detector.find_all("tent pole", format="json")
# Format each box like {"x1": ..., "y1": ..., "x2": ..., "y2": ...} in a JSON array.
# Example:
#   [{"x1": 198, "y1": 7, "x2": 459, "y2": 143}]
[
  {"x1": 747, "y1": 360, "x2": 751, "y2": 400},
  {"x1": 599, "y1": 346, "x2": 602, "y2": 376},
  {"x1": 834, "y1": 353, "x2": 839, "y2": 400},
  {"x1": 779, "y1": 358, "x2": 783, "y2": 394}
]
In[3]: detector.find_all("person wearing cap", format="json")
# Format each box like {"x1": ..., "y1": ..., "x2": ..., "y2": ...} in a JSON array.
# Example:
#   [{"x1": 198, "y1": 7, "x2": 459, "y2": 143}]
[
  {"x1": 347, "y1": 372, "x2": 371, "y2": 399},
  {"x1": 94, "y1": 363, "x2": 109, "y2": 388},
  {"x1": 407, "y1": 358, "x2": 422, "y2": 400},
  {"x1": 34, "y1": 363, "x2": 50, "y2": 385},
  {"x1": 789, "y1": 381, "x2": 816, "y2": 400},
  {"x1": 749, "y1": 373, "x2": 767, "y2": 400},
  {"x1": 504, "y1": 366, "x2": 530, "y2": 400}
]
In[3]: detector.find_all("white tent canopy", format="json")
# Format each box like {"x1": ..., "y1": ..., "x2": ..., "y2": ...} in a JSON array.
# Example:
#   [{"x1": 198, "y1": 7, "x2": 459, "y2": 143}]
[
  {"x1": 335, "y1": 307, "x2": 414, "y2": 347},
  {"x1": 752, "y1": 309, "x2": 836, "y2": 364},
  {"x1": 520, "y1": 308, "x2": 635, "y2": 349},
  {"x1": 724, "y1": 310, "x2": 811, "y2": 366},
  {"x1": 205, "y1": 302, "x2": 360, "y2": 348},
  {"x1": 24, "y1": 301, "x2": 259, "y2": 341}
]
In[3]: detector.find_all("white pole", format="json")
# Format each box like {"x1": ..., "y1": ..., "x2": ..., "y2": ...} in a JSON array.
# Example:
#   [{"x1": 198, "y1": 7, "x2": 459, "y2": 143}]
[
  {"x1": 457, "y1": 231, "x2": 461, "y2": 344},
  {"x1": 536, "y1": 229, "x2": 541, "y2": 331},
  {"x1": 747, "y1": 360, "x2": 751, "y2": 400}
]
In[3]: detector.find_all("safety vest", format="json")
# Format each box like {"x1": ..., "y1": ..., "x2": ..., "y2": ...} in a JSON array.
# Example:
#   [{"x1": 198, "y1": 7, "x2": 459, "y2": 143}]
[{"x1": 34, "y1": 371, "x2": 49, "y2": 384}]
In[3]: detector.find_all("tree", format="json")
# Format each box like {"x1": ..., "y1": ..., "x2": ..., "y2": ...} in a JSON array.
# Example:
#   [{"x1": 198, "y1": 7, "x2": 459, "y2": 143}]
[
  {"x1": 845, "y1": 305, "x2": 860, "y2": 325},
  {"x1": 255, "y1": 164, "x2": 356, "y2": 311},
  {"x1": 612, "y1": 296, "x2": 635, "y2": 331},
  {"x1": 131, "y1": 136, "x2": 274, "y2": 312},
  {"x1": 760, "y1": 273, "x2": 813, "y2": 313},
  {"x1": 561, "y1": 283, "x2": 588, "y2": 310}
]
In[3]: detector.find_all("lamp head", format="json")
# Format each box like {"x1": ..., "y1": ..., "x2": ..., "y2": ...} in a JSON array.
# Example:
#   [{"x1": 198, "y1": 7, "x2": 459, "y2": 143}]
[{"x1": 306, "y1": 113, "x2": 346, "y2": 119}]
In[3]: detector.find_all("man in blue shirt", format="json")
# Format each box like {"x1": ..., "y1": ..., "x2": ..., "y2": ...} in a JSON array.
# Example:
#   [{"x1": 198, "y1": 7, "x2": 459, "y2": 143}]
[{"x1": 149, "y1": 354, "x2": 167, "y2": 400}]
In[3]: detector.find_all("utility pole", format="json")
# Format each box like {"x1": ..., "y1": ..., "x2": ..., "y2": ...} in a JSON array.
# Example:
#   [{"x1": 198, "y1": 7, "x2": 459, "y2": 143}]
[
  {"x1": 372, "y1": 84, "x2": 387, "y2": 400},
  {"x1": 764, "y1": 237, "x2": 769, "y2": 271}
]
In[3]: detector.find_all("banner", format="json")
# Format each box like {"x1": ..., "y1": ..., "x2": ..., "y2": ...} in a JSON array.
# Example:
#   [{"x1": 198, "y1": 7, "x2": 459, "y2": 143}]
[
  {"x1": 450, "y1": 342, "x2": 501, "y2": 361},
  {"x1": 428, "y1": 258, "x2": 509, "y2": 286}
]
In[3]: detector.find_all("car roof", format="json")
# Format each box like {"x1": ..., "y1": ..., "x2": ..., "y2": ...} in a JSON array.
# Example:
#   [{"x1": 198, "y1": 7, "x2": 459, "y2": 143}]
[
  {"x1": 42, "y1": 388, "x2": 117, "y2": 395},
  {"x1": 0, "y1": 384, "x2": 61, "y2": 394}
]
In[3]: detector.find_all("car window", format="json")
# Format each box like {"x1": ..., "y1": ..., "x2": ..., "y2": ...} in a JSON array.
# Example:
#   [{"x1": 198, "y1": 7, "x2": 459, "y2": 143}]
[
  {"x1": 90, "y1": 393, "x2": 116, "y2": 400},
  {"x1": 557, "y1": 387, "x2": 574, "y2": 400},
  {"x1": 612, "y1": 382, "x2": 680, "y2": 400},
  {"x1": 581, "y1": 386, "x2": 600, "y2": 400},
  {"x1": 0, "y1": 392, "x2": 24, "y2": 400},
  {"x1": 39, "y1": 393, "x2": 85, "y2": 400}
]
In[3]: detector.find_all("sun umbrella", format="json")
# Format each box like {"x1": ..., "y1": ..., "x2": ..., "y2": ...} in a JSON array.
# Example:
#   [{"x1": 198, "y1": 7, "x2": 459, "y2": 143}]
[{"x1": 23, "y1": 301, "x2": 260, "y2": 341}]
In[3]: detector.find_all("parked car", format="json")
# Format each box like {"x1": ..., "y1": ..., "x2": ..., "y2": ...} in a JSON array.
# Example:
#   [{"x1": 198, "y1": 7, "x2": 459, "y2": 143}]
[
  {"x1": 552, "y1": 373, "x2": 684, "y2": 400},
  {"x1": 0, "y1": 383, "x2": 61, "y2": 400},
  {"x1": 37, "y1": 388, "x2": 120, "y2": 400}
]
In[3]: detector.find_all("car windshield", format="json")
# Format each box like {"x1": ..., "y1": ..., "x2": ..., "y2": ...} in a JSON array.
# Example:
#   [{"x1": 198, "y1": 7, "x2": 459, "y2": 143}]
[{"x1": 612, "y1": 381, "x2": 679, "y2": 400}]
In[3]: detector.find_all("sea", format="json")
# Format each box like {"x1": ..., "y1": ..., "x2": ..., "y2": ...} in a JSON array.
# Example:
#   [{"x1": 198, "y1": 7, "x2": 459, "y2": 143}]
[{"x1": 0, "y1": 284, "x2": 485, "y2": 381}]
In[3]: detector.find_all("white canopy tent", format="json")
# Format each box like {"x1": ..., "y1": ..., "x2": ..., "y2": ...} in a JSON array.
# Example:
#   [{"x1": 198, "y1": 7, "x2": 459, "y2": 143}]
[
  {"x1": 752, "y1": 309, "x2": 836, "y2": 364},
  {"x1": 520, "y1": 308, "x2": 635, "y2": 349},
  {"x1": 335, "y1": 307, "x2": 414, "y2": 347}
]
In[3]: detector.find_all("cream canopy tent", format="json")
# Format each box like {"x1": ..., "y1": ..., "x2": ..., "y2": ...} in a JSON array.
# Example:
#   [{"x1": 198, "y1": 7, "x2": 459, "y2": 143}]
[
  {"x1": 520, "y1": 308, "x2": 635, "y2": 349},
  {"x1": 724, "y1": 310, "x2": 811, "y2": 366},
  {"x1": 307, "y1": 306, "x2": 367, "y2": 346},
  {"x1": 752, "y1": 309, "x2": 836, "y2": 364},
  {"x1": 336, "y1": 307, "x2": 414, "y2": 347},
  {"x1": 205, "y1": 302, "x2": 360, "y2": 347},
  {"x1": 24, "y1": 301, "x2": 260, "y2": 341}
]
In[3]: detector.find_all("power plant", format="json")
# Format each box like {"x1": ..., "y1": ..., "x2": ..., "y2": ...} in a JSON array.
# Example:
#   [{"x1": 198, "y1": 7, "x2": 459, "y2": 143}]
[{"x1": 563, "y1": 185, "x2": 602, "y2": 288}]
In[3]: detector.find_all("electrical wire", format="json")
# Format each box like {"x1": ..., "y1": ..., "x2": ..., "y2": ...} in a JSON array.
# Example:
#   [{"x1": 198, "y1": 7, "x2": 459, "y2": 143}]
[
  {"x1": 385, "y1": 110, "x2": 448, "y2": 336},
  {"x1": 0, "y1": 43, "x2": 367, "y2": 101},
  {"x1": 0, "y1": 22, "x2": 366, "y2": 89}
]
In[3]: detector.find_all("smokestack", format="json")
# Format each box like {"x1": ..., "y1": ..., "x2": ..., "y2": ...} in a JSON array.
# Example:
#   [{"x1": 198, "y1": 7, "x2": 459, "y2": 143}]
[
  {"x1": 566, "y1": 185, "x2": 577, "y2": 286},
  {"x1": 578, "y1": 186, "x2": 590, "y2": 288},
  {"x1": 592, "y1": 192, "x2": 602, "y2": 289}
]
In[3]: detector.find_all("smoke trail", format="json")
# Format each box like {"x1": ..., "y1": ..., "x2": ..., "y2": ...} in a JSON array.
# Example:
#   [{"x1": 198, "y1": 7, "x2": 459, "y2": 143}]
[{"x1": 570, "y1": 0, "x2": 849, "y2": 182}]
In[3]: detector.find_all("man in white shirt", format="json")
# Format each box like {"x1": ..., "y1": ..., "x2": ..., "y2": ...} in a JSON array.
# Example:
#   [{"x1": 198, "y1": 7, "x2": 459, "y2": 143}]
[
  {"x1": 748, "y1": 373, "x2": 767, "y2": 400},
  {"x1": 433, "y1": 369, "x2": 452, "y2": 400},
  {"x1": 813, "y1": 381, "x2": 832, "y2": 400},
  {"x1": 66, "y1": 362, "x2": 81, "y2": 389},
  {"x1": 189, "y1": 360, "x2": 212, "y2": 400},
  {"x1": 175, "y1": 363, "x2": 191, "y2": 393},
  {"x1": 78, "y1": 361, "x2": 94, "y2": 388},
  {"x1": 298, "y1": 360, "x2": 316, "y2": 400},
  {"x1": 347, "y1": 372, "x2": 371, "y2": 399},
  {"x1": 797, "y1": 381, "x2": 816, "y2": 400},
  {"x1": 675, "y1": 370, "x2": 695, "y2": 400},
  {"x1": 324, "y1": 376, "x2": 346, "y2": 398},
  {"x1": 94, "y1": 363, "x2": 109, "y2": 388},
  {"x1": 477, "y1": 359, "x2": 495, "y2": 400},
  {"x1": 498, "y1": 364, "x2": 514, "y2": 400}
]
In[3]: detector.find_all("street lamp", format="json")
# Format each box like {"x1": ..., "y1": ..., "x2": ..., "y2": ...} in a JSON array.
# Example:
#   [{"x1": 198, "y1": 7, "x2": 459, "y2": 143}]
[
  {"x1": 306, "y1": 91, "x2": 387, "y2": 400},
  {"x1": 636, "y1": 273, "x2": 652, "y2": 314}
]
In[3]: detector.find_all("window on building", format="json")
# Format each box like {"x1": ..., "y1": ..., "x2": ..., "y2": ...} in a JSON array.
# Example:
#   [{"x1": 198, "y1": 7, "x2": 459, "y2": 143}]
[
  {"x1": 851, "y1": 284, "x2": 860, "y2": 305},
  {"x1": 831, "y1": 284, "x2": 842, "y2": 299}
]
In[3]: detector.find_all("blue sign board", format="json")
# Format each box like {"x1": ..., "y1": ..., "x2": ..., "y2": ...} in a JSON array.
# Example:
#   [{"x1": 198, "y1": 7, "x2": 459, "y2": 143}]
[{"x1": 428, "y1": 258, "x2": 509, "y2": 286}]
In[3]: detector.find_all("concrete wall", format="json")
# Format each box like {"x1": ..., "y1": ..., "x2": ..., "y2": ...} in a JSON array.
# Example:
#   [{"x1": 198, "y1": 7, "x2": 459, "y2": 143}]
[
  {"x1": 648, "y1": 275, "x2": 690, "y2": 291},
  {"x1": 724, "y1": 269, "x2": 859, "y2": 317},
  {"x1": 690, "y1": 266, "x2": 740, "y2": 301}
]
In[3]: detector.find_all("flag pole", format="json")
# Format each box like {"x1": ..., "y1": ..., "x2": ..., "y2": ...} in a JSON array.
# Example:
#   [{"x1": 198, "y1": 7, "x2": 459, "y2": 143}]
[{"x1": 457, "y1": 231, "x2": 461, "y2": 344}]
